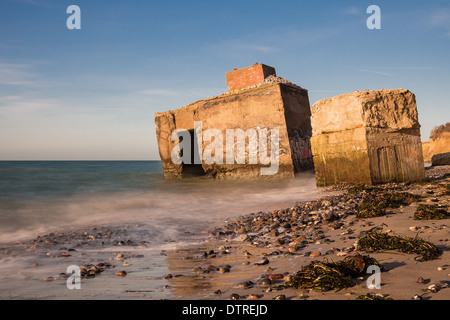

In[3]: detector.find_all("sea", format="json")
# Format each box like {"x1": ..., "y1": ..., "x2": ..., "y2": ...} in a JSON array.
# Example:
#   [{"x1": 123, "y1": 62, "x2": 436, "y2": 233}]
[{"x1": 0, "y1": 161, "x2": 323, "y2": 248}]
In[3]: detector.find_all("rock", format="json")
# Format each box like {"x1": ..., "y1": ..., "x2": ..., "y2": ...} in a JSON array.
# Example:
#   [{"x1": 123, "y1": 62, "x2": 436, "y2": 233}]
[
  {"x1": 44, "y1": 276, "x2": 54, "y2": 281},
  {"x1": 248, "y1": 294, "x2": 261, "y2": 300},
  {"x1": 59, "y1": 252, "x2": 71, "y2": 257},
  {"x1": 115, "y1": 271, "x2": 127, "y2": 277},
  {"x1": 417, "y1": 277, "x2": 430, "y2": 284},
  {"x1": 411, "y1": 294, "x2": 423, "y2": 300},
  {"x1": 219, "y1": 266, "x2": 230, "y2": 273},
  {"x1": 116, "y1": 253, "x2": 124, "y2": 260},
  {"x1": 268, "y1": 274, "x2": 284, "y2": 281},
  {"x1": 206, "y1": 265, "x2": 218, "y2": 272},
  {"x1": 236, "y1": 281, "x2": 253, "y2": 289},
  {"x1": 287, "y1": 246, "x2": 298, "y2": 253},
  {"x1": 427, "y1": 284, "x2": 439, "y2": 293},
  {"x1": 164, "y1": 274, "x2": 173, "y2": 279},
  {"x1": 256, "y1": 278, "x2": 272, "y2": 287},
  {"x1": 309, "y1": 251, "x2": 321, "y2": 258},
  {"x1": 438, "y1": 266, "x2": 445, "y2": 271},
  {"x1": 193, "y1": 267, "x2": 206, "y2": 274},
  {"x1": 431, "y1": 152, "x2": 450, "y2": 166},
  {"x1": 254, "y1": 258, "x2": 269, "y2": 266},
  {"x1": 229, "y1": 293, "x2": 241, "y2": 300},
  {"x1": 273, "y1": 294, "x2": 286, "y2": 300}
]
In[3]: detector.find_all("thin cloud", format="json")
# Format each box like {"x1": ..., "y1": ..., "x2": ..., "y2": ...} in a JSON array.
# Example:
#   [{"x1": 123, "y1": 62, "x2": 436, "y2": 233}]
[
  {"x1": 426, "y1": 9, "x2": 450, "y2": 37},
  {"x1": 138, "y1": 88, "x2": 225, "y2": 98},
  {"x1": 343, "y1": 6, "x2": 361, "y2": 15},
  {"x1": 348, "y1": 67, "x2": 392, "y2": 77},
  {"x1": 0, "y1": 62, "x2": 34, "y2": 85}
]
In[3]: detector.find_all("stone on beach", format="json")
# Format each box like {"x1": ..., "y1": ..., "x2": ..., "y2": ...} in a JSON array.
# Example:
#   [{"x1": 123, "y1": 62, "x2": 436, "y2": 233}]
[{"x1": 432, "y1": 152, "x2": 450, "y2": 166}]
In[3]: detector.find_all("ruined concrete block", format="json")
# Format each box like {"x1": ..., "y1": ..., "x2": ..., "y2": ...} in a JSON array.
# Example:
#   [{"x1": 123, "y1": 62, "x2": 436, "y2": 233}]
[
  {"x1": 310, "y1": 89, "x2": 425, "y2": 186},
  {"x1": 154, "y1": 65, "x2": 313, "y2": 180},
  {"x1": 225, "y1": 63, "x2": 276, "y2": 92}
]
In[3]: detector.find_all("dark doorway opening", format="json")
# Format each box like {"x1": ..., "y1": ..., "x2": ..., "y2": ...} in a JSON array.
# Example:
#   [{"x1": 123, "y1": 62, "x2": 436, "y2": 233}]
[{"x1": 181, "y1": 129, "x2": 205, "y2": 177}]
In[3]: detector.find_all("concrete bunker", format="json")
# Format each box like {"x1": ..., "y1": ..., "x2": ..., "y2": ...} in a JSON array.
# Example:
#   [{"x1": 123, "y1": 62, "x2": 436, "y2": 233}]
[
  {"x1": 310, "y1": 89, "x2": 425, "y2": 186},
  {"x1": 154, "y1": 63, "x2": 314, "y2": 179}
]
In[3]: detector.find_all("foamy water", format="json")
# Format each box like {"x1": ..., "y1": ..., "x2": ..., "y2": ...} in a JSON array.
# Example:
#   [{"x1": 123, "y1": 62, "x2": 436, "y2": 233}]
[{"x1": 0, "y1": 161, "x2": 323, "y2": 246}]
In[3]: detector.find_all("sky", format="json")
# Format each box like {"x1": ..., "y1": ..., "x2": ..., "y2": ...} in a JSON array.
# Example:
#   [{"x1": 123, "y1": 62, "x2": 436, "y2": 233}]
[{"x1": 0, "y1": 0, "x2": 449, "y2": 160}]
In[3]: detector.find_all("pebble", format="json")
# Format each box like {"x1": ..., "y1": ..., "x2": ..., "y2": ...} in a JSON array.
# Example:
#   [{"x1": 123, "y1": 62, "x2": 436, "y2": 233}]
[
  {"x1": 44, "y1": 276, "x2": 54, "y2": 281},
  {"x1": 273, "y1": 294, "x2": 286, "y2": 300},
  {"x1": 287, "y1": 246, "x2": 298, "y2": 253},
  {"x1": 254, "y1": 258, "x2": 269, "y2": 266},
  {"x1": 193, "y1": 267, "x2": 206, "y2": 274},
  {"x1": 268, "y1": 274, "x2": 284, "y2": 281},
  {"x1": 309, "y1": 251, "x2": 321, "y2": 258},
  {"x1": 115, "y1": 271, "x2": 127, "y2": 277},
  {"x1": 437, "y1": 266, "x2": 445, "y2": 271},
  {"x1": 59, "y1": 252, "x2": 71, "y2": 257},
  {"x1": 206, "y1": 265, "x2": 218, "y2": 272},
  {"x1": 235, "y1": 281, "x2": 253, "y2": 289},
  {"x1": 116, "y1": 253, "x2": 125, "y2": 260},
  {"x1": 256, "y1": 278, "x2": 272, "y2": 287},
  {"x1": 219, "y1": 265, "x2": 230, "y2": 273},
  {"x1": 229, "y1": 293, "x2": 241, "y2": 300},
  {"x1": 248, "y1": 294, "x2": 261, "y2": 300},
  {"x1": 417, "y1": 277, "x2": 430, "y2": 284},
  {"x1": 427, "y1": 284, "x2": 438, "y2": 293}
]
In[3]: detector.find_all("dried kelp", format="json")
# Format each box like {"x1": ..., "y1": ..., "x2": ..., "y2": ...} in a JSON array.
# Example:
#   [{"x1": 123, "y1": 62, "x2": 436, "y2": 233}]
[
  {"x1": 356, "y1": 192, "x2": 420, "y2": 218},
  {"x1": 284, "y1": 254, "x2": 382, "y2": 291},
  {"x1": 358, "y1": 231, "x2": 442, "y2": 261},
  {"x1": 355, "y1": 293, "x2": 393, "y2": 300},
  {"x1": 414, "y1": 204, "x2": 449, "y2": 220}
]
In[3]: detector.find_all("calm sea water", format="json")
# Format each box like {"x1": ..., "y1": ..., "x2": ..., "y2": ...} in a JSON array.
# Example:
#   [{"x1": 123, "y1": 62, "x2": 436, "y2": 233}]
[{"x1": 0, "y1": 161, "x2": 322, "y2": 247}]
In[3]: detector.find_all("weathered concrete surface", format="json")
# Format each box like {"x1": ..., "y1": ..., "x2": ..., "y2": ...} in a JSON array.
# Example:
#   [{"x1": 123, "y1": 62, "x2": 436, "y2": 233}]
[
  {"x1": 311, "y1": 89, "x2": 425, "y2": 186},
  {"x1": 431, "y1": 152, "x2": 450, "y2": 166},
  {"x1": 155, "y1": 80, "x2": 313, "y2": 180}
]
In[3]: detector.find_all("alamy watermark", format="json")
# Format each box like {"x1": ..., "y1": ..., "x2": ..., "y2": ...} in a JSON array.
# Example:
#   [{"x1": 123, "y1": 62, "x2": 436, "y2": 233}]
[
  {"x1": 67, "y1": 5, "x2": 81, "y2": 30},
  {"x1": 66, "y1": 265, "x2": 81, "y2": 289},
  {"x1": 366, "y1": 265, "x2": 381, "y2": 289},
  {"x1": 367, "y1": 5, "x2": 381, "y2": 30},
  {"x1": 171, "y1": 121, "x2": 280, "y2": 176}
]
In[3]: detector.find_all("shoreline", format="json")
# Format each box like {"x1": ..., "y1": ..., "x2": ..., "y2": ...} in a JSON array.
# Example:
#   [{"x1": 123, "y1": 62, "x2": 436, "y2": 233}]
[{"x1": 0, "y1": 166, "x2": 449, "y2": 300}]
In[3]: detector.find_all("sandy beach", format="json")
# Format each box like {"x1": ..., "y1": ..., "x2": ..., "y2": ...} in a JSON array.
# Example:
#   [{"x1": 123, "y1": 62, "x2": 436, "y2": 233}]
[
  {"x1": 0, "y1": 165, "x2": 448, "y2": 301},
  {"x1": 165, "y1": 165, "x2": 450, "y2": 301}
]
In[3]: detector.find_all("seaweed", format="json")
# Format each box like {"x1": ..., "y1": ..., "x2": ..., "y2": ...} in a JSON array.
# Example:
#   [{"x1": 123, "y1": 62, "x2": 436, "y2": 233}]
[
  {"x1": 283, "y1": 254, "x2": 383, "y2": 291},
  {"x1": 356, "y1": 192, "x2": 420, "y2": 218},
  {"x1": 414, "y1": 204, "x2": 449, "y2": 220},
  {"x1": 355, "y1": 293, "x2": 393, "y2": 300},
  {"x1": 358, "y1": 231, "x2": 442, "y2": 261}
]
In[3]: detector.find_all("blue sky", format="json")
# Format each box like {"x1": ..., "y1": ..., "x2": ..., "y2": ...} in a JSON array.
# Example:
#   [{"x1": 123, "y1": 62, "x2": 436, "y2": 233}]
[{"x1": 0, "y1": 0, "x2": 449, "y2": 160}]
